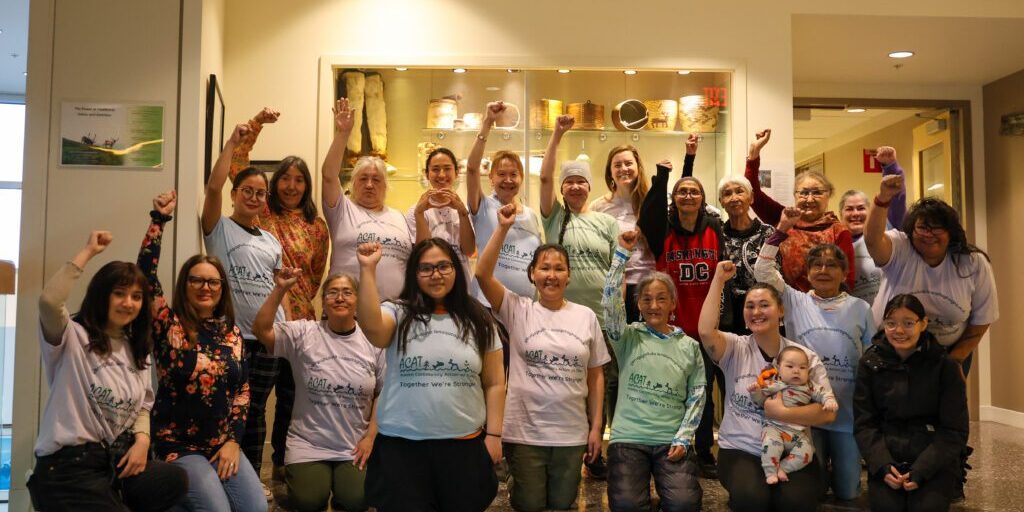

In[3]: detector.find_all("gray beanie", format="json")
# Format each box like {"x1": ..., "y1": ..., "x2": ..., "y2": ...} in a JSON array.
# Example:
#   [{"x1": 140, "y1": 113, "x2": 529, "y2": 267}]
[{"x1": 559, "y1": 160, "x2": 592, "y2": 185}]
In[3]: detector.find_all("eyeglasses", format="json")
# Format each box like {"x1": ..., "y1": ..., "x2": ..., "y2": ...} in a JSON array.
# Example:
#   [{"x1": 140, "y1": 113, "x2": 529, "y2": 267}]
[
  {"x1": 796, "y1": 188, "x2": 827, "y2": 198},
  {"x1": 883, "y1": 319, "x2": 920, "y2": 331},
  {"x1": 674, "y1": 189, "x2": 702, "y2": 198},
  {"x1": 324, "y1": 289, "x2": 355, "y2": 300},
  {"x1": 237, "y1": 187, "x2": 268, "y2": 201},
  {"x1": 913, "y1": 224, "x2": 947, "y2": 236},
  {"x1": 187, "y1": 276, "x2": 224, "y2": 290},
  {"x1": 416, "y1": 261, "x2": 455, "y2": 277}
]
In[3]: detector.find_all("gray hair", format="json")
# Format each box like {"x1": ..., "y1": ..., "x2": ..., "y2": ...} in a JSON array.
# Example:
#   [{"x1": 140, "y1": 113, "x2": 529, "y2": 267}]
[
  {"x1": 717, "y1": 175, "x2": 753, "y2": 198},
  {"x1": 634, "y1": 271, "x2": 678, "y2": 306},
  {"x1": 838, "y1": 189, "x2": 868, "y2": 211},
  {"x1": 352, "y1": 156, "x2": 388, "y2": 181}
]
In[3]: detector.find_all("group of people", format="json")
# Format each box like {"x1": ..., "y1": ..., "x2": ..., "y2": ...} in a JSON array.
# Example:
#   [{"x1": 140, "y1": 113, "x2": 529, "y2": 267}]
[{"x1": 26, "y1": 98, "x2": 998, "y2": 512}]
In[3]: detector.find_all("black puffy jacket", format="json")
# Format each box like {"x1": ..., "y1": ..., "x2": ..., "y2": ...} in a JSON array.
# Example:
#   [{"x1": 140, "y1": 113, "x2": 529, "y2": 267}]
[{"x1": 853, "y1": 331, "x2": 968, "y2": 484}]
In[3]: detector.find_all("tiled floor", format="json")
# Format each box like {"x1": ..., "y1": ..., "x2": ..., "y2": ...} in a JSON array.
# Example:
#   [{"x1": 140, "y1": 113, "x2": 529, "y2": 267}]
[{"x1": 263, "y1": 421, "x2": 1024, "y2": 511}]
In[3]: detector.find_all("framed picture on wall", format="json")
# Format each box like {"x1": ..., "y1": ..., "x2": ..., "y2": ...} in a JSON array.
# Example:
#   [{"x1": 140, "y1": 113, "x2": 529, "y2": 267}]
[
  {"x1": 204, "y1": 74, "x2": 225, "y2": 184},
  {"x1": 250, "y1": 160, "x2": 281, "y2": 180},
  {"x1": 795, "y1": 153, "x2": 825, "y2": 175}
]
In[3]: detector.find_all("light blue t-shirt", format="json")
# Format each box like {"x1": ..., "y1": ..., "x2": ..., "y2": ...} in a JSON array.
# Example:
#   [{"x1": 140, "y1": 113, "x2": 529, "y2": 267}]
[
  {"x1": 204, "y1": 217, "x2": 285, "y2": 338},
  {"x1": 376, "y1": 302, "x2": 502, "y2": 440},
  {"x1": 782, "y1": 289, "x2": 875, "y2": 433},
  {"x1": 472, "y1": 194, "x2": 543, "y2": 305}
]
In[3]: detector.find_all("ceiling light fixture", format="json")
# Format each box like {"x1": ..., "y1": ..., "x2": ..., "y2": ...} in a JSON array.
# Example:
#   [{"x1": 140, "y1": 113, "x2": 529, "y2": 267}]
[
  {"x1": 506, "y1": 68, "x2": 519, "y2": 73},
  {"x1": 623, "y1": 69, "x2": 637, "y2": 75},
  {"x1": 557, "y1": 69, "x2": 571, "y2": 74},
  {"x1": 846, "y1": 108, "x2": 866, "y2": 113},
  {"x1": 453, "y1": 68, "x2": 467, "y2": 74},
  {"x1": 677, "y1": 70, "x2": 691, "y2": 75},
  {"x1": 395, "y1": 67, "x2": 408, "y2": 71},
  {"x1": 888, "y1": 51, "x2": 914, "y2": 59}
]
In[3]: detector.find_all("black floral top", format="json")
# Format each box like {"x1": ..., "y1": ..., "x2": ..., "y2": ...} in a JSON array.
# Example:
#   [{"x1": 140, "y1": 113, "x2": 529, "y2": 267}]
[{"x1": 138, "y1": 212, "x2": 250, "y2": 461}]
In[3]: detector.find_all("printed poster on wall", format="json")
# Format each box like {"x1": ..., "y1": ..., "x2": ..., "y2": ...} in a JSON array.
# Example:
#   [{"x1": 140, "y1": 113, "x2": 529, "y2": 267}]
[{"x1": 60, "y1": 102, "x2": 164, "y2": 168}]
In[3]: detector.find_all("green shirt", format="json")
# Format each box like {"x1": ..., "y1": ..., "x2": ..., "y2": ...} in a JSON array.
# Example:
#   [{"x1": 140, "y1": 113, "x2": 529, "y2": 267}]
[
  {"x1": 543, "y1": 201, "x2": 619, "y2": 328},
  {"x1": 602, "y1": 247, "x2": 707, "y2": 447}
]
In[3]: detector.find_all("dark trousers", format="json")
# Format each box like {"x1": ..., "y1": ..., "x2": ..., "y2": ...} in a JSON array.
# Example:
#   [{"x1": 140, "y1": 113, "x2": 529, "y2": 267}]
[
  {"x1": 867, "y1": 469, "x2": 956, "y2": 512},
  {"x1": 718, "y1": 448, "x2": 821, "y2": 512},
  {"x1": 270, "y1": 359, "x2": 295, "y2": 468},
  {"x1": 242, "y1": 338, "x2": 279, "y2": 475},
  {"x1": 695, "y1": 342, "x2": 725, "y2": 458},
  {"x1": 28, "y1": 439, "x2": 188, "y2": 512},
  {"x1": 366, "y1": 433, "x2": 498, "y2": 512},
  {"x1": 607, "y1": 443, "x2": 702, "y2": 512}
]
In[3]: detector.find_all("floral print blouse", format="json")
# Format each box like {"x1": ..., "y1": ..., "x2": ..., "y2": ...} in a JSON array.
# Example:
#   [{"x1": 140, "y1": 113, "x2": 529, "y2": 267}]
[
  {"x1": 138, "y1": 212, "x2": 250, "y2": 461},
  {"x1": 231, "y1": 118, "x2": 329, "y2": 321}
]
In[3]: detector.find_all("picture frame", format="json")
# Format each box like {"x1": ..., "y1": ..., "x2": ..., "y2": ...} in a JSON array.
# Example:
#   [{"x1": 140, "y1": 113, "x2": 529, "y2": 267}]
[
  {"x1": 204, "y1": 74, "x2": 225, "y2": 184},
  {"x1": 250, "y1": 159, "x2": 281, "y2": 180}
]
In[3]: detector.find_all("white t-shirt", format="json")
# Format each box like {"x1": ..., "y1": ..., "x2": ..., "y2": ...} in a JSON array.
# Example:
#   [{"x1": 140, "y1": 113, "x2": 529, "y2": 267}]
[
  {"x1": 472, "y1": 194, "x2": 543, "y2": 305},
  {"x1": 499, "y1": 289, "x2": 611, "y2": 446},
  {"x1": 35, "y1": 321, "x2": 154, "y2": 456},
  {"x1": 851, "y1": 236, "x2": 882, "y2": 305},
  {"x1": 405, "y1": 205, "x2": 477, "y2": 297},
  {"x1": 716, "y1": 332, "x2": 830, "y2": 457},
  {"x1": 782, "y1": 289, "x2": 874, "y2": 433},
  {"x1": 873, "y1": 229, "x2": 1000, "y2": 346},
  {"x1": 273, "y1": 320, "x2": 385, "y2": 465},
  {"x1": 204, "y1": 217, "x2": 285, "y2": 338},
  {"x1": 323, "y1": 195, "x2": 412, "y2": 301},
  {"x1": 375, "y1": 302, "x2": 502, "y2": 440},
  {"x1": 590, "y1": 195, "x2": 656, "y2": 285}
]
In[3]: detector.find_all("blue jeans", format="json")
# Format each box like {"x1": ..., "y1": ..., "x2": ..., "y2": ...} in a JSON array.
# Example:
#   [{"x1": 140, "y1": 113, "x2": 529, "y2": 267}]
[
  {"x1": 811, "y1": 428, "x2": 862, "y2": 501},
  {"x1": 169, "y1": 452, "x2": 267, "y2": 512}
]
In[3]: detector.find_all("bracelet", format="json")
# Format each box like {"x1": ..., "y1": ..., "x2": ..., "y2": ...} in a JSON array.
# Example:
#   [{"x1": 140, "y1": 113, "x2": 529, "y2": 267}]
[
  {"x1": 873, "y1": 195, "x2": 892, "y2": 208},
  {"x1": 486, "y1": 432, "x2": 502, "y2": 438},
  {"x1": 477, "y1": 134, "x2": 487, "y2": 141}
]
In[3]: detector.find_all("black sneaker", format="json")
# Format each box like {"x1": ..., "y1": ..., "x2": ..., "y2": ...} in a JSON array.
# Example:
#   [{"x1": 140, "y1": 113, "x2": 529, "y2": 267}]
[
  {"x1": 583, "y1": 454, "x2": 608, "y2": 480},
  {"x1": 698, "y1": 452, "x2": 718, "y2": 480}
]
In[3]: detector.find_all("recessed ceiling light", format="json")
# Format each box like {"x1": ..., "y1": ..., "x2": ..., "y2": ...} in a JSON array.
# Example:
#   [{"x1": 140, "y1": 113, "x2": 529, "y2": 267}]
[
  {"x1": 453, "y1": 68, "x2": 467, "y2": 74},
  {"x1": 506, "y1": 68, "x2": 519, "y2": 73},
  {"x1": 395, "y1": 67, "x2": 408, "y2": 71},
  {"x1": 486, "y1": 86, "x2": 500, "y2": 91},
  {"x1": 557, "y1": 69, "x2": 571, "y2": 74},
  {"x1": 888, "y1": 51, "x2": 914, "y2": 59},
  {"x1": 676, "y1": 70, "x2": 691, "y2": 75},
  {"x1": 623, "y1": 69, "x2": 637, "y2": 75},
  {"x1": 846, "y1": 108, "x2": 866, "y2": 113}
]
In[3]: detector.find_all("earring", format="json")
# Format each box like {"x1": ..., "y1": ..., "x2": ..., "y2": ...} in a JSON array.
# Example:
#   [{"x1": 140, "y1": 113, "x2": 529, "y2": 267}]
[{"x1": 669, "y1": 312, "x2": 676, "y2": 322}]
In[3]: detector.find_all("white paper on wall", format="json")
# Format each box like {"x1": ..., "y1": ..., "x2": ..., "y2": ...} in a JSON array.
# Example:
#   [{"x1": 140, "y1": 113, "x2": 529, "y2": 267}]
[{"x1": 759, "y1": 162, "x2": 795, "y2": 207}]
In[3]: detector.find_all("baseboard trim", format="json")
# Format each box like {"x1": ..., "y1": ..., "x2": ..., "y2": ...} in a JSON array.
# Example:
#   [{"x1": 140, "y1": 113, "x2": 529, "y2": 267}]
[{"x1": 980, "y1": 405, "x2": 1024, "y2": 429}]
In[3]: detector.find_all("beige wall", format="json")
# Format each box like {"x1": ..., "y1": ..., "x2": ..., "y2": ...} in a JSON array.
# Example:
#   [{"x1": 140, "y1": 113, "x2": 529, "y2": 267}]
[
  {"x1": 983, "y1": 68, "x2": 1024, "y2": 415},
  {"x1": 815, "y1": 116, "x2": 925, "y2": 212}
]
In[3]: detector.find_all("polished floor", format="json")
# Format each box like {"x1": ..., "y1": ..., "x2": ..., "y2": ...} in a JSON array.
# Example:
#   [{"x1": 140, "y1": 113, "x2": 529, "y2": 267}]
[{"x1": 263, "y1": 421, "x2": 1024, "y2": 511}]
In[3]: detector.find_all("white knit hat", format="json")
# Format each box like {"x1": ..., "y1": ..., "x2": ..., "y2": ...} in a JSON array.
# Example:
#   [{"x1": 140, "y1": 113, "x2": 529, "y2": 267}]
[{"x1": 559, "y1": 160, "x2": 592, "y2": 185}]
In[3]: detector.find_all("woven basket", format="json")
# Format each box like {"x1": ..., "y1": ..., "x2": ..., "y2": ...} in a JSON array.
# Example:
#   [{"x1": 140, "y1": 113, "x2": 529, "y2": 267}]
[
  {"x1": 567, "y1": 101, "x2": 605, "y2": 129},
  {"x1": 530, "y1": 99, "x2": 563, "y2": 130},
  {"x1": 644, "y1": 99, "x2": 678, "y2": 131},
  {"x1": 612, "y1": 99, "x2": 649, "y2": 131},
  {"x1": 679, "y1": 95, "x2": 719, "y2": 133},
  {"x1": 426, "y1": 98, "x2": 458, "y2": 129}
]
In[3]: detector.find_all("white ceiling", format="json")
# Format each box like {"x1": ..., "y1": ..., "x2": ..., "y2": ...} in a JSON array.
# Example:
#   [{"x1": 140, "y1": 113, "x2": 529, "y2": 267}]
[
  {"x1": 793, "y1": 14, "x2": 1024, "y2": 86},
  {"x1": 794, "y1": 108, "x2": 919, "y2": 153}
]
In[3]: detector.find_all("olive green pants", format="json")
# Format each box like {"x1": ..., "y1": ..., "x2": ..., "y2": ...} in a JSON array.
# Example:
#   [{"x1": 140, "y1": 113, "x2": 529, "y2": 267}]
[
  {"x1": 504, "y1": 443, "x2": 586, "y2": 511},
  {"x1": 285, "y1": 460, "x2": 367, "y2": 512}
]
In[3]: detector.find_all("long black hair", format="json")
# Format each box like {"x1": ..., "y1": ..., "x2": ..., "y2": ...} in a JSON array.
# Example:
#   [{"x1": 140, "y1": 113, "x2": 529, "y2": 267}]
[
  {"x1": 268, "y1": 156, "x2": 318, "y2": 223},
  {"x1": 395, "y1": 238, "x2": 494, "y2": 357},
  {"x1": 901, "y1": 197, "x2": 989, "y2": 278},
  {"x1": 526, "y1": 243, "x2": 571, "y2": 284},
  {"x1": 75, "y1": 261, "x2": 153, "y2": 370}
]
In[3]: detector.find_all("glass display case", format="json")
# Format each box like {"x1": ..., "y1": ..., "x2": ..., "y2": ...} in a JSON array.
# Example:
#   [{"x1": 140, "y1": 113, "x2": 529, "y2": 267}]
[{"x1": 332, "y1": 66, "x2": 731, "y2": 214}]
